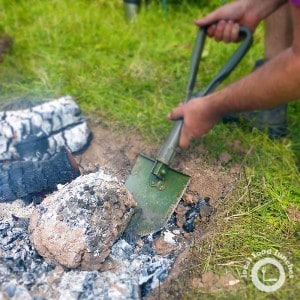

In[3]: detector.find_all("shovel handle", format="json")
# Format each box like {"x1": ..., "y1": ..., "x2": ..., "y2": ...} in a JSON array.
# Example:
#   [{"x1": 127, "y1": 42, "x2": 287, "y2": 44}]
[{"x1": 155, "y1": 26, "x2": 253, "y2": 166}]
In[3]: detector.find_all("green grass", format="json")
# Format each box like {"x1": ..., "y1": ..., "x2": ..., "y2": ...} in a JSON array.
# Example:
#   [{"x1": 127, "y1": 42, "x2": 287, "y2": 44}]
[
  {"x1": 1, "y1": 0, "x2": 299, "y2": 299},
  {"x1": 185, "y1": 134, "x2": 300, "y2": 299},
  {"x1": 0, "y1": 0, "x2": 257, "y2": 138}
]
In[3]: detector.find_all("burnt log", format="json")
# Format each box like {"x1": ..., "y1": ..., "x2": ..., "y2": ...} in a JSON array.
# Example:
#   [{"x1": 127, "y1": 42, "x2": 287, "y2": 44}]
[
  {"x1": 0, "y1": 96, "x2": 91, "y2": 162},
  {"x1": 0, "y1": 96, "x2": 91, "y2": 201},
  {"x1": 0, "y1": 149, "x2": 80, "y2": 202}
]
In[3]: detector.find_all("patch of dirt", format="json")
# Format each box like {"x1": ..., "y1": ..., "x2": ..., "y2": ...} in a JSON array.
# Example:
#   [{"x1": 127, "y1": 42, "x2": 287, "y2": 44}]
[
  {"x1": 287, "y1": 207, "x2": 300, "y2": 223},
  {"x1": 76, "y1": 120, "x2": 240, "y2": 207},
  {"x1": 75, "y1": 119, "x2": 243, "y2": 298}
]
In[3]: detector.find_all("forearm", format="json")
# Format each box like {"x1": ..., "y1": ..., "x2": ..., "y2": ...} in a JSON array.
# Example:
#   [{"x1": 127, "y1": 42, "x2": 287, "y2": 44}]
[
  {"x1": 253, "y1": 0, "x2": 288, "y2": 18},
  {"x1": 242, "y1": 0, "x2": 288, "y2": 26},
  {"x1": 209, "y1": 48, "x2": 300, "y2": 117},
  {"x1": 208, "y1": 4, "x2": 300, "y2": 116}
]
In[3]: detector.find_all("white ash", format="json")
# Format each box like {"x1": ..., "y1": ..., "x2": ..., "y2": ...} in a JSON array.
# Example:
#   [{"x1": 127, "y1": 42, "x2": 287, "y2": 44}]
[
  {"x1": 0, "y1": 215, "x2": 175, "y2": 300},
  {"x1": 0, "y1": 95, "x2": 91, "y2": 162},
  {"x1": 163, "y1": 230, "x2": 176, "y2": 245},
  {"x1": 0, "y1": 200, "x2": 34, "y2": 220},
  {"x1": 52, "y1": 238, "x2": 173, "y2": 299}
]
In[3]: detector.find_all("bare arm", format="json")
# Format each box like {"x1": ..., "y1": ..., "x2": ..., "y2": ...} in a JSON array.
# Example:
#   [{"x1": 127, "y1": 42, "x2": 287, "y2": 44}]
[{"x1": 169, "y1": 3, "x2": 300, "y2": 149}]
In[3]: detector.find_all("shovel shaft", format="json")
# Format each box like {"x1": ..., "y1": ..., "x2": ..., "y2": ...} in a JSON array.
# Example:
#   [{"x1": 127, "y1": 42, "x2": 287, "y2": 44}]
[
  {"x1": 184, "y1": 27, "x2": 207, "y2": 103},
  {"x1": 155, "y1": 26, "x2": 253, "y2": 167},
  {"x1": 155, "y1": 29, "x2": 206, "y2": 166}
]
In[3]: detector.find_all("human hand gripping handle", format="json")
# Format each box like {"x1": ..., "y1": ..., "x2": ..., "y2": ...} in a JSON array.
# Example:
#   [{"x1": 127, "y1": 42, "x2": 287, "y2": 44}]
[
  {"x1": 167, "y1": 26, "x2": 252, "y2": 150},
  {"x1": 193, "y1": 0, "x2": 261, "y2": 43}
]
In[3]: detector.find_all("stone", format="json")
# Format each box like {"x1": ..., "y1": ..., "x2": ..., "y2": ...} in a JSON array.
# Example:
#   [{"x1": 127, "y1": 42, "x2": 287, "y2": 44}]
[
  {"x1": 152, "y1": 237, "x2": 177, "y2": 256},
  {"x1": 182, "y1": 193, "x2": 195, "y2": 205},
  {"x1": 29, "y1": 170, "x2": 137, "y2": 270}
]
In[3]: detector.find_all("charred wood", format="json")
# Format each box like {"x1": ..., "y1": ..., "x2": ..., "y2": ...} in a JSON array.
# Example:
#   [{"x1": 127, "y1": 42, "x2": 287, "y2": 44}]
[
  {"x1": 0, "y1": 149, "x2": 80, "y2": 202},
  {"x1": 0, "y1": 96, "x2": 91, "y2": 162}
]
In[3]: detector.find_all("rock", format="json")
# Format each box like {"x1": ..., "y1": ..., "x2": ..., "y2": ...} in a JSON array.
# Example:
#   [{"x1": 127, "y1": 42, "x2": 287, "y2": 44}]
[
  {"x1": 192, "y1": 271, "x2": 240, "y2": 292},
  {"x1": 191, "y1": 277, "x2": 204, "y2": 289},
  {"x1": 29, "y1": 171, "x2": 137, "y2": 270},
  {"x1": 182, "y1": 193, "x2": 195, "y2": 205},
  {"x1": 152, "y1": 236, "x2": 176, "y2": 256}
]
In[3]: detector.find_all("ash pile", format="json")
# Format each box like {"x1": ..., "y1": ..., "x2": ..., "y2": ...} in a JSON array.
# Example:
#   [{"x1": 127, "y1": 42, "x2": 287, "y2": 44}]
[
  {"x1": 0, "y1": 169, "x2": 212, "y2": 300},
  {"x1": 0, "y1": 213, "x2": 173, "y2": 299},
  {"x1": 0, "y1": 97, "x2": 214, "y2": 299}
]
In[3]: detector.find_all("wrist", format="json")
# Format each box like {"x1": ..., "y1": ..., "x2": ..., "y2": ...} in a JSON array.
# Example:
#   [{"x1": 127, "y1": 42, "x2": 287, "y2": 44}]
[{"x1": 199, "y1": 94, "x2": 228, "y2": 120}]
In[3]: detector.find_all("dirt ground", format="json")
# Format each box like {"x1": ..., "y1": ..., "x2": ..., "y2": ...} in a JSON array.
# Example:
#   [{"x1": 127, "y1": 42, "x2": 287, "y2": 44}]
[
  {"x1": 76, "y1": 120, "x2": 241, "y2": 206},
  {"x1": 75, "y1": 119, "x2": 244, "y2": 298}
]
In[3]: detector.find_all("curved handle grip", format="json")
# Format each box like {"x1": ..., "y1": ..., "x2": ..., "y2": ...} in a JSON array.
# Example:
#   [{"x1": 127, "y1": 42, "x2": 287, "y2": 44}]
[
  {"x1": 201, "y1": 26, "x2": 253, "y2": 96},
  {"x1": 155, "y1": 26, "x2": 253, "y2": 166}
]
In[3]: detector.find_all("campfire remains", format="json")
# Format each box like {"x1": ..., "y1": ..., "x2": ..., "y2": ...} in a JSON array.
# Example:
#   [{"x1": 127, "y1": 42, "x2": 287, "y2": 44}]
[
  {"x1": 0, "y1": 97, "x2": 234, "y2": 299},
  {"x1": 0, "y1": 96, "x2": 90, "y2": 201}
]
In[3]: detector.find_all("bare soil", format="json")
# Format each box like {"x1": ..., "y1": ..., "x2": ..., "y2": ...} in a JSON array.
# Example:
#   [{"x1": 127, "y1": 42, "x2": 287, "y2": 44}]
[
  {"x1": 75, "y1": 119, "x2": 245, "y2": 297},
  {"x1": 76, "y1": 120, "x2": 241, "y2": 205}
]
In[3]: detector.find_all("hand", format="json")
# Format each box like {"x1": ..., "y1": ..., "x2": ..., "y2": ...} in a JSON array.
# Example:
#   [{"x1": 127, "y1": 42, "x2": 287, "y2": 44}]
[
  {"x1": 194, "y1": 0, "x2": 263, "y2": 42},
  {"x1": 168, "y1": 97, "x2": 221, "y2": 149}
]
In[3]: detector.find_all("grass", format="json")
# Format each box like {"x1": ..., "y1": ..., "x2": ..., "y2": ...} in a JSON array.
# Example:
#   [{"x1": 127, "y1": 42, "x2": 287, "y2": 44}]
[
  {"x1": 1, "y1": 0, "x2": 299, "y2": 299},
  {"x1": 184, "y1": 134, "x2": 300, "y2": 299}
]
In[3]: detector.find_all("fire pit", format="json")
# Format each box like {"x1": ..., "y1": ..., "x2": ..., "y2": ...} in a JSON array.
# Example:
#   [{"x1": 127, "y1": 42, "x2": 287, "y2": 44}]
[{"x1": 0, "y1": 97, "x2": 238, "y2": 299}]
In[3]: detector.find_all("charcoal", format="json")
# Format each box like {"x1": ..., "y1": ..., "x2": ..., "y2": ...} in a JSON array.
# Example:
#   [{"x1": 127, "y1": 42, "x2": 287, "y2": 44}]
[
  {"x1": 138, "y1": 244, "x2": 156, "y2": 256},
  {"x1": 0, "y1": 149, "x2": 80, "y2": 202},
  {"x1": 78, "y1": 272, "x2": 98, "y2": 300},
  {"x1": 183, "y1": 197, "x2": 213, "y2": 233},
  {"x1": 13, "y1": 286, "x2": 32, "y2": 299},
  {"x1": 22, "y1": 272, "x2": 36, "y2": 285},
  {"x1": 0, "y1": 220, "x2": 10, "y2": 231},
  {"x1": 0, "y1": 190, "x2": 201, "y2": 299}
]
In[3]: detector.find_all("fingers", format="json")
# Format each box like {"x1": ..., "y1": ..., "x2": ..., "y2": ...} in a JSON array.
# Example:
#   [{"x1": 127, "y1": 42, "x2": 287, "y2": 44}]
[
  {"x1": 205, "y1": 20, "x2": 240, "y2": 43},
  {"x1": 169, "y1": 104, "x2": 192, "y2": 149},
  {"x1": 179, "y1": 126, "x2": 192, "y2": 150}
]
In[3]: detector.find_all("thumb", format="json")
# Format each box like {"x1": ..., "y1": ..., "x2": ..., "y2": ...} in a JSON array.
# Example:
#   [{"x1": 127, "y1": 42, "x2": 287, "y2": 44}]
[
  {"x1": 168, "y1": 103, "x2": 184, "y2": 120},
  {"x1": 194, "y1": 10, "x2": 222, "y2": 27}
]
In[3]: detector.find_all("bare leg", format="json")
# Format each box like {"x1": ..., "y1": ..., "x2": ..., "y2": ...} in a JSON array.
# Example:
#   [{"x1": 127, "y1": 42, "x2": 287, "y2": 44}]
[
  {"x1": 264, "y1": 4, "x2": 293, "y2": 59},
  {"x1": 239, "y1": 4, "x2": 293, "y2": 139}
]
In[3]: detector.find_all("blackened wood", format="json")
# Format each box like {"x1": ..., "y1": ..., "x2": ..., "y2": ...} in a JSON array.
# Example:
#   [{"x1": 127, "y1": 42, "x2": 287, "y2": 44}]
[{"x1": 0, "y1": 149, "x2": 80, "y2": 202}]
